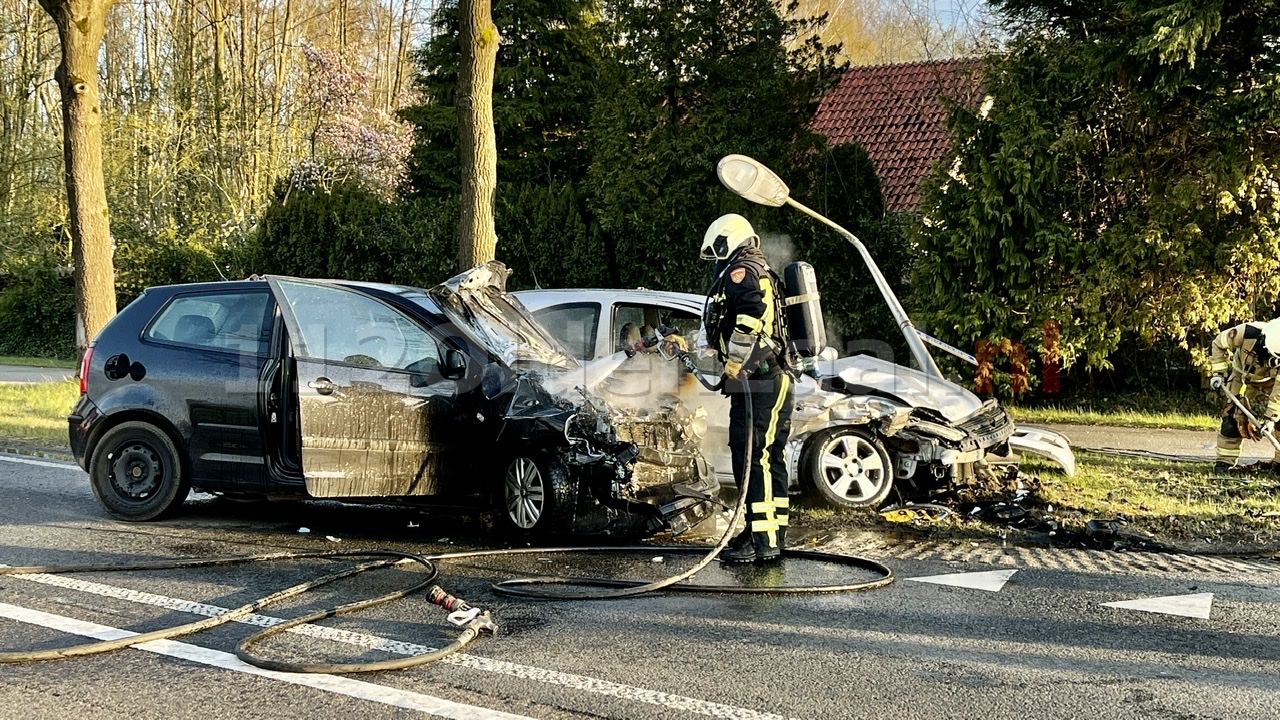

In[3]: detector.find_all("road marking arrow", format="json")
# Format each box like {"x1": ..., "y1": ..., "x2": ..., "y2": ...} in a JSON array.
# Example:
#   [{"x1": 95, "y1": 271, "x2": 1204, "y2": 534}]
[
  {"x1": 1101, "y1": 592, "x2": 1214, "y2": 619},
  {"x1": 905, "y1": 569, "x2": 1017, "y2": 592}
]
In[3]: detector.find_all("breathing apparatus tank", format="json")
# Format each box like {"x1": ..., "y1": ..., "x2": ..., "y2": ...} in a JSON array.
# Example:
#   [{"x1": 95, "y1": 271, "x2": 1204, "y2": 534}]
[{"x1": 782, "y1": 261, "x2": 825, "y2": 358}]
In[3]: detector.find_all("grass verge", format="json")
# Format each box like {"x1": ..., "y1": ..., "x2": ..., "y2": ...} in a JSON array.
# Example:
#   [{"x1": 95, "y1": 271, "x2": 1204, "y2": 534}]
[
  {"x1": 0, "y1": 379, "x2": 78, "y2": 446},
  {"x1": 1029, "y1": 453, "x2": 1280, "y2": 550},
  {"x1": 795, "y1": 454, "x2": 1280, "y2": 552},
  {"x1": 1008, "y1": 405, "x2": 1216, "y2": 431},
  {"x1": 1008, "y1": 387, "x2": 1221, "y2": 430},
  {"x1": 0, "y1": 356, "x2": 76, "y2": 368}
]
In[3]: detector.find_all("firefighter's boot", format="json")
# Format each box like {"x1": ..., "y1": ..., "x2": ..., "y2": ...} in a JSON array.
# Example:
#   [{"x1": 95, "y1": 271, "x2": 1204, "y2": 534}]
[
  {"x1": 753, "y1": 531, "x2": 782, "y2": 563},
  {"x1": 719, "y1": 530, "x2": 757, "y2": 563}
]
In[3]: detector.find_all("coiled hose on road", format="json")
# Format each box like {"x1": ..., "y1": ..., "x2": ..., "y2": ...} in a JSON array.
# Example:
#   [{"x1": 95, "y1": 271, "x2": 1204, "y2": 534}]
[
  {"x1": 0, "y1": 384, "x2": 894, "y2": 673},
  {"x1": 0, "y1": 543, "x2": 892, "y2": 673}
]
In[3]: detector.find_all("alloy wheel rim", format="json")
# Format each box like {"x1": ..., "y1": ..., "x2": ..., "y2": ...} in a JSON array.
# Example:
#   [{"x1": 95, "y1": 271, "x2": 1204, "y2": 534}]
[
  {"x1": 505, "y1": 457, "x2": 545, "y2": 529},
  {"x1": 819, "y1": 434, "x2": 885, "y2": 502}
]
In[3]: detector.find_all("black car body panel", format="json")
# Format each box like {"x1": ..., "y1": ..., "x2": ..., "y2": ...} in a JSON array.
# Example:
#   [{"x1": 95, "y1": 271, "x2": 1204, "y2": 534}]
[{"x1": 70, "y1": 266, "x2": 717, "y2": 537}]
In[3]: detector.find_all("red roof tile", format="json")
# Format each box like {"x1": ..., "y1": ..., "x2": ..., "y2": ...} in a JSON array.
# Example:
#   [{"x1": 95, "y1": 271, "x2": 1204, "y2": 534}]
[{"x1": 813, "y1": 58, "x2": 985, "y2": 213}]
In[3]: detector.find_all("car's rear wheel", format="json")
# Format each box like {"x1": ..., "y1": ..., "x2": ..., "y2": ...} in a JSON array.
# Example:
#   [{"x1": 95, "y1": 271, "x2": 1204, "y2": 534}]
[
  {"x1": 499, "y1": 455, "x2": 573, "y2": 534},
  {"x1": 802, "y1": 428, "x2": 894, "y2": 509},
  {"x1": 90, "y1": 421, "x2": 190, "y2": 521}
]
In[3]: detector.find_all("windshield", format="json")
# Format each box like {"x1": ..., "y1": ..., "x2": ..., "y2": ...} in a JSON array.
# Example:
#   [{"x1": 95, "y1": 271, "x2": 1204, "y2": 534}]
[{"x1": 427, "y1": 262, "x2": 578, "y2": 370}]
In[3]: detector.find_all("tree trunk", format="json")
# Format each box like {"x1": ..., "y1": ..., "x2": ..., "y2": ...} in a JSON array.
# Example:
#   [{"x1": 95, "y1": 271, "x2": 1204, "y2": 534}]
[
  {"x1": 38, "y1": 0, "x2": 118, "y2": 351},
  {"x1": 456, "y1": 0, "x2": 499, "y2": 272}
]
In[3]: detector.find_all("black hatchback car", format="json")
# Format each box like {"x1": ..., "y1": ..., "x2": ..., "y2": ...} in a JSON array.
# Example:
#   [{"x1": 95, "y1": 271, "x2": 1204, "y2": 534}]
[{"x1": 69, "y1": 262, "x2": 716, "y2": 538}]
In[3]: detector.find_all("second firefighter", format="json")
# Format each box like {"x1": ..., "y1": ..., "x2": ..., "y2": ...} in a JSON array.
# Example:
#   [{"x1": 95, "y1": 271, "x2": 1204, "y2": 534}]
[{"x1": 1207, "y1": 318, "x2": 1280, "y2": 471}]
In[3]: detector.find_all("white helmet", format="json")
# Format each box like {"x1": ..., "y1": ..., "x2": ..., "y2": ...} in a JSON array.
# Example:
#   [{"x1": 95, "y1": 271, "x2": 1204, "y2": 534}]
[
  {"x1": 1260, "y1": 318, "x2": 1280, "y2": 367},
  {"x1": 700, "y1": 213, "x2": 758, "y2": 260}
]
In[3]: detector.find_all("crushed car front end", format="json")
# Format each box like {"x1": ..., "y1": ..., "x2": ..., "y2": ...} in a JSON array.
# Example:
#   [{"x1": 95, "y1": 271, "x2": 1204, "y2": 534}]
[
  {"x1": 428, "y1": 262, "x2": 718, "y2": 537},
  {"x1": 788, "y1": 353, "x2": 1071, "y2": 505}
]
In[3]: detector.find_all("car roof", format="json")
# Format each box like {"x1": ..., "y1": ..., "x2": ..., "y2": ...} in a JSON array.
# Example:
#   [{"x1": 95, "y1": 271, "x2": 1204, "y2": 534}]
[
  {"x1": 513, "y1": 288, "x2": 704, "y2": 310},
  {"x1": 145, "y1": 276, "x2": 425, "y2": 296}
]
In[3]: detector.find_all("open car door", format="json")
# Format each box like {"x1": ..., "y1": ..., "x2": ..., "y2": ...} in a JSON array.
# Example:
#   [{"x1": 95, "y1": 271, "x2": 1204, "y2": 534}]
[{"x1": 267, "y1": 277, "x2": 475, "y2": 498}]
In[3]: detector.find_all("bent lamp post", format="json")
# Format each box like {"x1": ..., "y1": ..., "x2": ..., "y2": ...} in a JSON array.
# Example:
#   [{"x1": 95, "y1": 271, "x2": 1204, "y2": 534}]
[{"x1": 715, "y1": 154, "x2": 943, "y2": 380}]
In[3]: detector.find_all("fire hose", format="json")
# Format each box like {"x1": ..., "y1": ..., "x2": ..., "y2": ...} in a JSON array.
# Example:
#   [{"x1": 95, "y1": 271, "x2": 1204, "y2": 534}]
[
  {"x1": 481, "y1": 341, "x2": 891, "y2": 600},
  {"x1": 0, "y1": 550, "x2": 497, "y2": 673},
  {"x1": 1218, "y1": 383, "x2": 1280, "y2": 454},
  {"x1": 0, "y1": 343, "x2": 893, "y2": 672}
]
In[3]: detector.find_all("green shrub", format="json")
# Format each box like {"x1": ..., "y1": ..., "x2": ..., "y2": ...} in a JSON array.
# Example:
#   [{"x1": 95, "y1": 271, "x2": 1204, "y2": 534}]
[
  {"x1": 252, "y1": 181, "x2": 455, "y2": 288},
  {"x1": 0, "y1": 250, "x2": 76, "y2": 359},
  {"x1": 113, "y1": 224, "x2": 225, "y2": 305},
  {"x1": 496, "y1": 182, "x2": 610, "y2": 290}
]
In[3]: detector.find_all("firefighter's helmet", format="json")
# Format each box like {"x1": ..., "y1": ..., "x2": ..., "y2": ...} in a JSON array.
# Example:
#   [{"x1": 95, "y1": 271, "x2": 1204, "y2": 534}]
[
  {"x1": 1259, "y1": 318, "x2": 1280, "y2": 368},
  {"x1": 700, "y1": 214, "x2": 758, "y2": 261}
]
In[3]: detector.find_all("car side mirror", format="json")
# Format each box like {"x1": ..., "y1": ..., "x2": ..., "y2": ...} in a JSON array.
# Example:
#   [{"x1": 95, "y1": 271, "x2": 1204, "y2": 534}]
[
  {"x1": 443, "y1": 348, "x2": 467, "y2": 379},
  {"x1": 481, "y1": 362, "x2": 515, "y2": 399}
]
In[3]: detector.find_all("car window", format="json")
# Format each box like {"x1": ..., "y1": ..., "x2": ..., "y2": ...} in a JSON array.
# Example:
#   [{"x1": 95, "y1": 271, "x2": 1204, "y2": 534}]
[
  {"x1": 145, "y1": 290, "x2": 271, "y2": 356},
  {"x1": 531, "y1": 303, "x2": 600, "y2": 361},
  {"x1": 612, "y1": 303, "x2": 700, "y2": 354},
  {"x1": 275, "y1": 280, "x2": 442, "y2": 372}
]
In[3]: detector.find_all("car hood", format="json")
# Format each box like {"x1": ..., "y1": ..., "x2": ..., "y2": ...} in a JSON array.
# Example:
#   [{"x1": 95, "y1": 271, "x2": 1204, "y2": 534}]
[
  {"x1": 428, "y1": 262, "x2": 579, "y2": 371},
  {"x1": 823, "y1": 354, "x2": 984, "y2": 423}
]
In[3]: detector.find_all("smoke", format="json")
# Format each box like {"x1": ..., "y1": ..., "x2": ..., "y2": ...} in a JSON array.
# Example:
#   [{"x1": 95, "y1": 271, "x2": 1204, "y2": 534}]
[
  {"x1": 823, "y1": 313, "x2": 845, "y2": 357},
  {"x1": 545, "y1": 352, "x2": 689, "y2": 410},
  {"x1": 758, "y1": 232, "x2": 795, "y2": 273},
  {"x1": 590, "y1": 354, "x2": 684, "y2": 409}
]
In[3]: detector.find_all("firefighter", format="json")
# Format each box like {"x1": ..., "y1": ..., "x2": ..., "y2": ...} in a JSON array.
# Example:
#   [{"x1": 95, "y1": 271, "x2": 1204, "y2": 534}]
[
  {"x1": 700, "y1": 213, "x2": 794, "y2": 563},
  {"x1": 1208, "y1": 318, "x2": 1280, "y2": 471}
]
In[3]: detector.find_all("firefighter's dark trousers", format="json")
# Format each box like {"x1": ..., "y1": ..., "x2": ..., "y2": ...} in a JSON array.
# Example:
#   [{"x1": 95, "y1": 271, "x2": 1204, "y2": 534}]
[{"x1": 726, "y1": 371, "x2": 795, "y2": 553}]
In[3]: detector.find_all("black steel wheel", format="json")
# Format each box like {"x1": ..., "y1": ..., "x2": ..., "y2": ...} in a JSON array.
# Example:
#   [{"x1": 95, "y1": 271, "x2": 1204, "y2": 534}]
[
  {"x1": 802, "y1": 428, "x2": 894, "y2": 509},
  {"x1": 89, "y1": 421, "x2": 190, "y2": 521}
]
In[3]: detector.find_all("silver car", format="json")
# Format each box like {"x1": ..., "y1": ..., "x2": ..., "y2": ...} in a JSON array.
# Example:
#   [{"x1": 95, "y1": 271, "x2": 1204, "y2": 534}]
[{"x1": 514, "y1": 288, "x2": 1076, "y2": 509}]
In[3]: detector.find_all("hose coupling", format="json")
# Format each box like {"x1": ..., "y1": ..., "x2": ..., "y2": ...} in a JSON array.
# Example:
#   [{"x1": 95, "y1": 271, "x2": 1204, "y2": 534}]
[
  {"x1": 427, "y1": 585, "x2": 468, "y2": 612},
  {"x1": 428, "y1": 585, "x2": 496, "y2": 632}
]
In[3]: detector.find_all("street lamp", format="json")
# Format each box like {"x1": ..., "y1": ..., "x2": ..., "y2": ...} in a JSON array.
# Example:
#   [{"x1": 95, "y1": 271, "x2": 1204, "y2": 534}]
[{"x1": 716, "y1": 154, "x2": 943, "y2": 379}]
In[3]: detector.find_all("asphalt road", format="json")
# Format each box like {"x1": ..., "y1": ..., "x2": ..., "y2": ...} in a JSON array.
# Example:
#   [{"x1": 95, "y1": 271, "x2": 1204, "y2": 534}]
[
  {"x1": 0, "y1": 455, "x2": 1278, "y2": 719},
  {"x1": 0, "y1": 365, "x2": 74, "y2": 383},
  {"x1": 1040, "y1": 422, "x2": 1274, "y2": 463}
]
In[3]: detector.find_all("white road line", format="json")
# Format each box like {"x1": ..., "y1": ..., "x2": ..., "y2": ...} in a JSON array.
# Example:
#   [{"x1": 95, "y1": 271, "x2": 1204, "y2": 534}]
[
  {"x1": 0, "y1": 602, "x2": 533, "y2": 719},
  {"x1": 5, "y1": 570, "x2": 797, "y2": 720},
  {"x1": 0, "y1": 454, "x2": 80, "y2": 470}
]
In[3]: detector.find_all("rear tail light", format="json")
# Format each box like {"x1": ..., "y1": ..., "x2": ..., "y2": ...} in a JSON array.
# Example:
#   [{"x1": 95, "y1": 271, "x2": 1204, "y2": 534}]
[{"x1": 78, "y1": 343, "x2": 94, "y2": 395}]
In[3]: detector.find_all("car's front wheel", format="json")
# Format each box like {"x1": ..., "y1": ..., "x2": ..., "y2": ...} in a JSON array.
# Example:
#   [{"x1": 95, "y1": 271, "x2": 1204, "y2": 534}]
[
  {"x1": 89, "y1": 421, "x2": 190, "y2": 521},
  {"x1": 499, "y1": 455, "x2": 572, "y2": 534},
  {"x1": 802, "y1": 428, "x2": 894, "y2": 509}
]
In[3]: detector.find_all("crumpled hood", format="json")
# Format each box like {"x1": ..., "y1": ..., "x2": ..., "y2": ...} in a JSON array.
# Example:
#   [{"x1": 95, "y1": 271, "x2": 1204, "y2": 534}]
[
  {"x1": 429, "y1": 262, "x2": 579, "y2": 370},
  {"x1": 824, "y1": 354, "x2": 984, "y2": 423}
]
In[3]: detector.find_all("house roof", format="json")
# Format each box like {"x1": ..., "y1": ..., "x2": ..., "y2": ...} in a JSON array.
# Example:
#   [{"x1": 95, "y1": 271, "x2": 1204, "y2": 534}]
[{"x1": 812, "y1": 58, "x2": 985, "y2": 213}]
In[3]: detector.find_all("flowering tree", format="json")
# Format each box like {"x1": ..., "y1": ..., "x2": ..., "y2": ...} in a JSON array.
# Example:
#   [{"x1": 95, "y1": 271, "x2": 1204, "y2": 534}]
[{"x1": 288, "y1": 46, "x2": 414, "y2": 200}]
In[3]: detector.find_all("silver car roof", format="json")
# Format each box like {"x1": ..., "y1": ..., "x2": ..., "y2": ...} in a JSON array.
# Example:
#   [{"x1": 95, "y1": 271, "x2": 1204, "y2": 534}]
[{"x1": 513, "y1": 288, "x2": 704, "y2": 312}]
